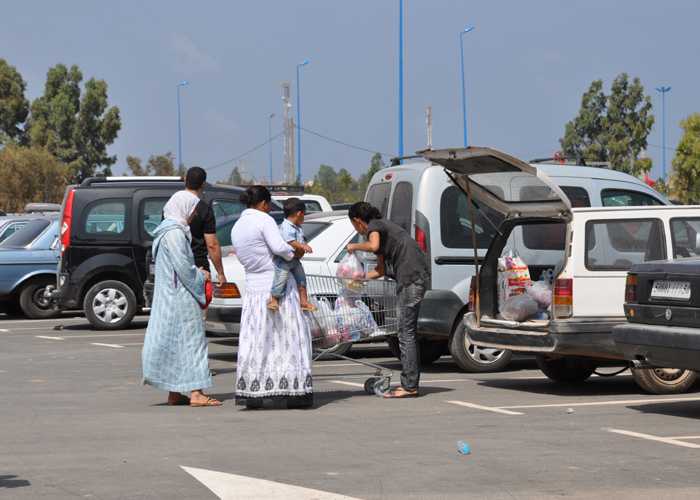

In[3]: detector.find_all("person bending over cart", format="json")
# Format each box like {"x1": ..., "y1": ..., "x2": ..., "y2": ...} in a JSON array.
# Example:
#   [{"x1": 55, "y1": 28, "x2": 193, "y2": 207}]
[{"x1": 346, "y1": 202, "x2": 431, "y2": 398}]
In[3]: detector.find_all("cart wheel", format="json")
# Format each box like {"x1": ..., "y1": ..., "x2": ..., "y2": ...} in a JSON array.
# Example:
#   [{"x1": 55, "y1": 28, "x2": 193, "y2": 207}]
[
  {"x1": 374, "y1": 379, "x2": 391, "y2": 397},
  {"x1": 364, "y1": 378, "x2": 377, "y2": 395}
]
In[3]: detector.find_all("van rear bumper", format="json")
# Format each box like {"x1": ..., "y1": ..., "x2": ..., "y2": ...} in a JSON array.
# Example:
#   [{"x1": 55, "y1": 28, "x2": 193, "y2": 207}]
[
  {"x1": 466, "y1": 314, "x2": 625, "y2": 359},
  {"x1": 417, "y1": 290, "x2": 464, "y2": 337}
]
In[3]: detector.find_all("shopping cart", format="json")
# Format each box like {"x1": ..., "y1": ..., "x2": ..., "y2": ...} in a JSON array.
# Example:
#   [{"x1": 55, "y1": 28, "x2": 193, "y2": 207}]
[{"x1": 305, "y1": 274, "x2": 398, "y2": 397}]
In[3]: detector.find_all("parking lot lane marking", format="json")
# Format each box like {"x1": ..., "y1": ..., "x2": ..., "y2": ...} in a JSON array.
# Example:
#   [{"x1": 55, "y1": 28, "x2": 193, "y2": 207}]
[
  {"x1": 447, "y1": 400, "x2": 523, "y2": 415},
  {"x1": 182, "y1": 465, "x2": 364, "y2": 500},
  {"x1": 91, "y1": 343, "x2": 124, "y2": 348},
  {"x1": 671, "y1": 436, "x2": 700, "y2": 440},
  {"x1": 328, "y1": 380, "x2": 365, "y2": 388},
  {"x1": 0, "y1": 329, "x2": 9, "y2": 332},
  {"x1": 35, "y1": 335, "x2": 65, "y2": 340},
  {"x1": 500, "y1": 396, "x2": 700, "y2": 409},
  {"x1": 606, "y1": 429, "x2": 700, "y2": 449}
]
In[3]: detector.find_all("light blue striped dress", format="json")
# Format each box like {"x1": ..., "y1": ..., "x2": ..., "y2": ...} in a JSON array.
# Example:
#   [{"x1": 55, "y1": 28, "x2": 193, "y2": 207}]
[{"x1": 142, "y1": 221, "x2": 213, "y2": 392}]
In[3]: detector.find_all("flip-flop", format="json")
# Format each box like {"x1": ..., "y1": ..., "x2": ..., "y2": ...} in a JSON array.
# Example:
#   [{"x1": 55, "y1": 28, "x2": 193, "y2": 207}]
[
  {"x1": 167, "y1": 395, "x2": 190, "y2": 406},
  {"x1": 267, "y1": 302, "x2": 279, "y2": 311},
  {"x1": 383, "y1": 387, "x2": 419, "y2": 399},
  {"x1": 301, "y1": 302, "x2": 318, "y2": 311},
  {"x1": 190, "y1": 396, "x2": 222, "y2": 407}
]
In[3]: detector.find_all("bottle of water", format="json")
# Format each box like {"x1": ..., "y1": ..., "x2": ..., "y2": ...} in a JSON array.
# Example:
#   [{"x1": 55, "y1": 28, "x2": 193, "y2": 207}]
[{"x1": 457, "y1": 440, "x2": 470, "y2": 455}]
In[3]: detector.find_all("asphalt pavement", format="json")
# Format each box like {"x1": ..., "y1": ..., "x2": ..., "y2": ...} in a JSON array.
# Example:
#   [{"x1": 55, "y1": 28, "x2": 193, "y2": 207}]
[{"x1": 2, "y1": 312, "x2": 700, "y2": 499}]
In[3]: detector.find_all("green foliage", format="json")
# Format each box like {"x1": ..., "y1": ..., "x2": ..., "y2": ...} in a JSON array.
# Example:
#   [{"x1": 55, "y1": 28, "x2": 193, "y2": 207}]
[
  {"x1": 308, "y1": 154, "x2": 384, "y2": 204},
  {"x1": 560, "y1": 73, "x2": 654, "y2": 176},
  {"x1": 125, "y1": 152, "x2": 179, "y2": 176},
  {"x1": 227, "y1": 166, "x2": 242, "y2": 185},
  {"x1": 27, "y1": 63, "x2": 121, "y2": 182},
  {"x1": 0, "y1": 58, "x2": 29, "y2": 143},
  {"x1": 669, "y1": 112, "x2": 700, "y2": 204},
  {"x1": 0, "y1": 143, "x2": 70, "y2": 212}
]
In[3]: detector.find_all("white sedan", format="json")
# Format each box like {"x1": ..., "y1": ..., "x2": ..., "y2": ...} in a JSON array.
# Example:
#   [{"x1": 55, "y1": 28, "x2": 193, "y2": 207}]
[{"x1": 205, "y1": 211, "x2": 361, "y2": 338}]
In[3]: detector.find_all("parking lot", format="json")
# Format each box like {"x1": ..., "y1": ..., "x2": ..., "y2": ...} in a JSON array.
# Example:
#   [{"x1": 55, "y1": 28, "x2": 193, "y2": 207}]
[{"x1": 2, "y1": 313, "x2": 700, "y2": 499}]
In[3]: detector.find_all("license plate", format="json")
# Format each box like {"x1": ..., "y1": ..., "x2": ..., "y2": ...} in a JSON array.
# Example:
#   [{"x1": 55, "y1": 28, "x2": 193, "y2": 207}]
[
  {"x1": 148, "y1": 263, "x2": 156, "y2": 276},
  {"x1": 650, "y1": 280, "x2": 691, "y2": 300}
]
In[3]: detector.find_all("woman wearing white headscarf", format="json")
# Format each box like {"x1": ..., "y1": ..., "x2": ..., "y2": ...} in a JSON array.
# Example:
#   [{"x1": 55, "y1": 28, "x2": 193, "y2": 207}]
[{"x1": 142, "y1": 190, "x2": 222, "y2": 407}]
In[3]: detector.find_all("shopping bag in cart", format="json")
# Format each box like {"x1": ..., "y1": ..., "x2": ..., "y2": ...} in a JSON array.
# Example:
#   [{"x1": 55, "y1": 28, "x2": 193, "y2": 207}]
[{"x1": 336, "y1": 253, "x2": 366, "y2": 292}]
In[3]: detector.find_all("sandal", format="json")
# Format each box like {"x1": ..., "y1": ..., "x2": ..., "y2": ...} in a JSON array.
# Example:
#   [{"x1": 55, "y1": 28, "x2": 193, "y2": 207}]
[
  {"x1": 267, "y1": 301, "x2": 279, "y2": 311},
  {"x1": 167, "y1": 394, "x2": 190, "y2": 406},
  {"x1": 190, "y1": 396, "x2": 222, "y2": 407},
  {"x1": 301, "y1": 302, "x2": 318, "y2": 311},
  {"x1": 383, "y1": 387, "x2": 419, "y2": 399}
]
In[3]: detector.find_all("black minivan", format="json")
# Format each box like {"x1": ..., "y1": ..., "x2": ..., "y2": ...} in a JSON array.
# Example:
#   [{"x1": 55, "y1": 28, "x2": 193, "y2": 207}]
[{"x1": 50, "y1": 176, "x2": 250, "y2": 330}]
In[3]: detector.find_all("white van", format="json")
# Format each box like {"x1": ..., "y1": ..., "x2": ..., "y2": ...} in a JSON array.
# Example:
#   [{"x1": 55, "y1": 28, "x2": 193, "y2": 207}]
[{"x1": 364, "y1": 149, "x2": 669, "y2": 371}]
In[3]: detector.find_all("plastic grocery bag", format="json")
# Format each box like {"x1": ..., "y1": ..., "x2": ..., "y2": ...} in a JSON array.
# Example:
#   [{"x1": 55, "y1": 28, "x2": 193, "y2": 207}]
[
  {"x1": 336, "y1": 253, "x2": 366, "y2": 292},
  {"x1": 526, "y1": 280, "x2": 552, "y2": 309},
  {"x1": 499, "y1": 293, "x2": 538, "y2": 322},
  {"x1": 355, "y1": 300, "x2": 379, "y2": 338},
  {"x1": 497, "y1": 249, "x2": 531, "y2": 309}
]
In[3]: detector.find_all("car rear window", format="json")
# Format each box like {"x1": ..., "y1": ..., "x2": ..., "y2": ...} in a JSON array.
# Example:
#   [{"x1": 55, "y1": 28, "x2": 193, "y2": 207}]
[
  {"x1": 585, "y1": 218, "x2": 665, "y2": 270},
  {"x1": 522, "y1": 220, "x2": 567, "y2": 251},
  {"x1": 671, "y1": 218, "x2": 700, "y2": 259},
  {"x1": 0, "y1": 219, "x2": 52, "y2": 248},
  {"x1": 366, "y1": 183, "x2": 391, "y2": 218},
  {"x1": 602, "y1": 189, "x2": 663, "y2": 207},
  {"x1": 389, "y1": 181, "x2": 413, "y2": 234},
  {"x1": 440, "y1": 186, "x2": 505, "y2": 249},
  {"x1": 212, "y1": 199, "x2": 244, "y2": 218}
]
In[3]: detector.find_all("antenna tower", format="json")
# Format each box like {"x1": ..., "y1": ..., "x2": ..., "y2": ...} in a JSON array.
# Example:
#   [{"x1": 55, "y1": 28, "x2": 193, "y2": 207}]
[
  {"x1": 278, "y1": 80, "x2": 295, "y2": 184},
  {"x1": 426, "y1": 103, "x2": 433, "y2": 149}
]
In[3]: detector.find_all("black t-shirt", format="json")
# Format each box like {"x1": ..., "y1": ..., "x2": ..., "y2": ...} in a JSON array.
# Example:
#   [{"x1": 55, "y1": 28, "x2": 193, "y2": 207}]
[
  {"x1": 189, "y1": 200, "x2": 216, "y2": 271},
  {"x1": 366, "y1": 218, "x2": 430, "y2": 290}
]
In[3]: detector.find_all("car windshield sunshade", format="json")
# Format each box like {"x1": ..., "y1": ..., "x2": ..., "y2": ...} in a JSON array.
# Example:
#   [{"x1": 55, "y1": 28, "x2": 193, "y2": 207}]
[{"x1": 0, "y1": 219, "x2": 52, "y2": 248}]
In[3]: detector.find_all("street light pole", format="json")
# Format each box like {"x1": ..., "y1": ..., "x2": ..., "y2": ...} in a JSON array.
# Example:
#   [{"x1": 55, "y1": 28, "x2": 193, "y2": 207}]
[
  {"x1": 177, "y1": 81, "x2": 188, "y2": 169},
  {"x1": 269, "y1": 113, "x2": 275, "y2": 185},
  {"x1": 655, "y1": 86, "x2": 672, "y2": 180},
  {"x1": 399, "y1": 0, "x2": 403, "y2": 160},
  {"x1": 460, "y1": 26, "x2": 475, "y2": 147},
  {"x1": 296, "y1": 60, "x2": 309, "y2": 184}
]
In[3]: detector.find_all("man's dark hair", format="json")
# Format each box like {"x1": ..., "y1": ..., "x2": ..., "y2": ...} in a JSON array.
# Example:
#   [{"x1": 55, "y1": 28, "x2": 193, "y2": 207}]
[
  {"x1": 283, "y1": 198, "x2": 306, "y2": 218},
  {"x1": 185, "y1": 166, "x2": 207, "y2": 190}
]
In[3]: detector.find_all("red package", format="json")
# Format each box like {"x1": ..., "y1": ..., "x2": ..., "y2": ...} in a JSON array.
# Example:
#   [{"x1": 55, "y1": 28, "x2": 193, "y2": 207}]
[{"x1": 201, "y1": 280, "x2": 212, "y2": 310}]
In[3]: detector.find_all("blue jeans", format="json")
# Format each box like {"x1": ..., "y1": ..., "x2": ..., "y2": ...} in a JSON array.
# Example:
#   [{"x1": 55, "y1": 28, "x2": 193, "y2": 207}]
[
  {"x1": 271, "y1": 257, "x2": 307, "y2": 298},
  {"x1": 396, "y1": 280, "x2": 428, "y2": 392}
]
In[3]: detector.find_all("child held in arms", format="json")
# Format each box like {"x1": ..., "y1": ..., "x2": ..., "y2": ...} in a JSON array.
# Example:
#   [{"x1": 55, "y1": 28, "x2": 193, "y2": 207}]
[{"x1": 268, "y1": 198, "x2": 318, "y2": 312}]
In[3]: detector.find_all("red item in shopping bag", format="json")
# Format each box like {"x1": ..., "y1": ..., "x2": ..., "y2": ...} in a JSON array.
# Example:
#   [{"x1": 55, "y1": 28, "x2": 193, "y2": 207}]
[{"x1": 201, "y1": 281, "x2": 212, "y2": 310}]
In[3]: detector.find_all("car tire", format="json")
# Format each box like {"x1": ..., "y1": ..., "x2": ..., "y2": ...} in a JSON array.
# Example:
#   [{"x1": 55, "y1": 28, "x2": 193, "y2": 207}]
[
  {"x1": 84, "y1": 280, "x2": 137, "y2": 330},
  {"x1": 631, "y1": 367, "x2": 697, "y2": 395},
  {"x1": 449, "y1": 320, "x2": 513, "y2": 373},
  {"x1": 386, "y1": 336, "x2": 448, "y2": 365},
  {"x1": 19, "y1": 278, "x2": 61, "y2": 319},
  {"x1": 315, "y1": 342, "x2": 352, "y2": 360},
  {"x1": 0, "y1": 299, "x2": 26, "y2": 317},
  {"x1": 536, "y1": 355, "x2": 596, "y2": 383}
]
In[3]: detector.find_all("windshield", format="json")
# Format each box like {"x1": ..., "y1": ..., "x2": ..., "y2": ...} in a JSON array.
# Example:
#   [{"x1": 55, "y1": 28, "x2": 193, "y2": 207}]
[{"x1": 0, "y1": 219, "x2": 52, "y2": 248}]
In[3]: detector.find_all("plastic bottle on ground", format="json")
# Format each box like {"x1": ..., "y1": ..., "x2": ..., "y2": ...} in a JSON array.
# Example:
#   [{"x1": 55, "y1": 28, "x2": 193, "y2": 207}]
[{"x1": 457, "y1": 440, "x2": 470, "y2": 455}]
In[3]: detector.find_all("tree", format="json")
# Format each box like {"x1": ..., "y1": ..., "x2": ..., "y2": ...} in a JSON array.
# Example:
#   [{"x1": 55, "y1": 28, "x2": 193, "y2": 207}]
[
  {"x1": 339, "y1": 170, "x2": 353, "y2": 201},
  {"x1": 148, "y1": 152, "x2": 177, "y2": 175},
  {"x1": 227, "y1": 166, "x2": 242, "y2": 185},
  {"x1": 560, "y1": 73, "x2": 654, "y2": 176},
  {"x1": 0, "y1": 58, "x2": 29, "y2": 144},
  {"x1": 126, "y1": 155, "x2": 150, "y2": 176},
  {"x1": 27, "y1": 63, "x2": 121, "y2": 182},
  {"x1": 315, "y1": 164, "x2": 338, "y2": 192},
  {"x1": 0, "y1": 143, "x2": 69, "y2": 212},
  {"x1": 669, "y1": 113, "x2": 700, "y2": 204}
]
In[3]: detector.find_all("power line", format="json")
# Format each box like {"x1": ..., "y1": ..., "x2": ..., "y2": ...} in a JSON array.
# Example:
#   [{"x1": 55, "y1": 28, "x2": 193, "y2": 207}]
[
  {"x1": 297, "y1": 126, "x2": 394, "y2": 157},
  {"x1": 647, "y1": 143, "x2": 676, "y2": 152}
]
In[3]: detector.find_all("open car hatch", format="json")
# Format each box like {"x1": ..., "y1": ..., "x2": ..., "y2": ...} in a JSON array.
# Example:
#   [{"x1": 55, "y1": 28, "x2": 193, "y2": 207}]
[{"x1": 417, "y1": 147, "x2": 572, "y2": 219}]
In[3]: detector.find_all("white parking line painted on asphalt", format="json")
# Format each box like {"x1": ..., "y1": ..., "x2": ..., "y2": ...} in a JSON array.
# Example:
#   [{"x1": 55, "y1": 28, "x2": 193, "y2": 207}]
[
  {"x1": 328, "y1": 380, "x2": 365, "y2": 388},
  {"x1": 499, "y1": 396, "x2": 700, "y2": 409},
  {"x1": 672, "y1": 435, "x2": 700, "y2": 440},
  {"x1": 35, "y1": 335, "x2": 65, "y2": 340},
  {"x1": 606, "y1": 428, "x2": 700, "y2": 449},
  {"x1": 182, "y1": 466, "x2": 363, "y2": 500},
  {"x1": 0, "y1": 329, "x2": 9, "y2": 332},
  {"x1": 91, "y1": 343, "x2": 124, "y2": 348},
  {"x1": 446, "y1": 400, "x2": 524, "y2": 415}
]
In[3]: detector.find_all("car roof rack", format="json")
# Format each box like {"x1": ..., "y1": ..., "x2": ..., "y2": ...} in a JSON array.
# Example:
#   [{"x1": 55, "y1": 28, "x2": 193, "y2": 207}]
[
  {"x1": 389, "y1": 155, "x2": 423, "y2": 167},
  {"x1": 80, "y1": 176, "x2": 185, "y2": 187},
  {"x1": 530, "y1": 155, "x2": 588, "y2": 166},
  {"x1": 25, "y1": 203, "x2": 62, "y2": 213}
]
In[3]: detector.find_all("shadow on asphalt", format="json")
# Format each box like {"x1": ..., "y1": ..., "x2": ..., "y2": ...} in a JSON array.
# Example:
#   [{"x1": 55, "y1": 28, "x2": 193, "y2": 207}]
[
  {"x1": 56, "y1": 320, "x2": 150, "y2": 331},
  {"x1": 0, "y1": 475, "x2": 31, "y2": 489},
  {"x1": 628, "y1": 400, "x2": 700, "y2": 420}
]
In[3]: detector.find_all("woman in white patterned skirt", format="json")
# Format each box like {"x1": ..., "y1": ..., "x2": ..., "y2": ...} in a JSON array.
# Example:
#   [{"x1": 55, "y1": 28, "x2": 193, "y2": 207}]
[{"x1": 230, "y1": 186, "x2": 313, "y2": 409}]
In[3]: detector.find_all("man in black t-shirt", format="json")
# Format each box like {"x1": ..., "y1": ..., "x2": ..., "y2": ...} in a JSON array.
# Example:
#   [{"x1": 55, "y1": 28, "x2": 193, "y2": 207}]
[{"x1": 184, "y1": 167, "x2": 227, "y2": 289}]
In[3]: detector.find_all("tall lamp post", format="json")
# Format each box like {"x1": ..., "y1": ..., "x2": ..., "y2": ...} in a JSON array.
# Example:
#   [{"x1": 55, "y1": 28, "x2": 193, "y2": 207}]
[
  {"x1": 269, "y1": 113, "x2": 275, "y2": 185},
  {"x1": 655, "y1": 86, "x2": 671, "y2": 180},
  {"x1": 460, "y1": 26, "x2": 475, "y2": 147},
  {"x1": 398, "y1": 0, "x2": 403, "y2": 161},
  {"x1": 177, "y1": 81, "x2": 189, "y2": 169},
  {"x1": 296, "y1": 60, "x2": 309, "y2": 184}
]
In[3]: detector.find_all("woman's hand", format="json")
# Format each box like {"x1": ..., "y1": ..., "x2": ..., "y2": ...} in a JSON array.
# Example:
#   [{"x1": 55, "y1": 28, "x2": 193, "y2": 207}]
[
  {"x1": 346, "y1": 243, "x2": 357, "y2": 254},
  {"x1": 199, "y1": 267, "x2": 211, "y2": 282}
]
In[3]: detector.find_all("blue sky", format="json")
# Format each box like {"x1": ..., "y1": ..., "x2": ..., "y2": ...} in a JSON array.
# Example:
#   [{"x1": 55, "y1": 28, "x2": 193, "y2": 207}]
[{"x1": 3, "y1": 1, "x2": 698, "y2": 184}]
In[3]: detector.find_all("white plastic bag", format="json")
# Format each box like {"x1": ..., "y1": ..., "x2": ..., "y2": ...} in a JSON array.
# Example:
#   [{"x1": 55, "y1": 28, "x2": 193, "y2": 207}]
[
  {"x1": 499, "y1": 293, "x2": 538, "y2": 322},
  {"x1": 336, "y1": 253, "x2": 366, "y2": 292},
  {"x1": 526, "y1": 280, "x2": 552, "y2": 309},
  {"x1": 497, "y1": 249, "x2": 530, "y2": 308}
]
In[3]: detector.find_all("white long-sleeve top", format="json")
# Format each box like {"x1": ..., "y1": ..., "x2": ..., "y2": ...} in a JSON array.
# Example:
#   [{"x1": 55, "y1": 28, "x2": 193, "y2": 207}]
[{"x1": 230, "y1": 208, "x2": 295, "y2": 295}]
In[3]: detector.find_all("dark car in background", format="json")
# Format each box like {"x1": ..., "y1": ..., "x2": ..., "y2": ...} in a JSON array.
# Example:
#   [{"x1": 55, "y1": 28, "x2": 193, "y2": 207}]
[
  {"x1": 613, "y1": 255, "x2": 700, "y2": 394},
  {"x1": 49, "y1": 177, "x2": 249, "y2": 330}
]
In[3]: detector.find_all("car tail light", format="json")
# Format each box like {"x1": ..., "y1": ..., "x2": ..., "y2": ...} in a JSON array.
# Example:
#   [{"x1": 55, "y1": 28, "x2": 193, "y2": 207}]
[
  {"x1": 60, "y1": 188, "x2": 75, "y2": 255},
  {"x1": 415, "y1": 226, "x2": 427, "y2": 253},
  {"x1": 213, "y1": 283, "x2": 241, "y2": 299},
  {"x1": 468, "y1": 275, "x2": 476, "y2": 312},
  {"x1": 625, "y1": 274, "x2": 638, "y2": 302},
  {"x1": 553, "y1": 278, "x2": 573, "y2": 317}
]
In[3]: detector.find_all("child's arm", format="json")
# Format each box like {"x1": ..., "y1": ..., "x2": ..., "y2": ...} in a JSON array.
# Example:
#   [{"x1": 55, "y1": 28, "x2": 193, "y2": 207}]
[{"x1": 288, "y1": 240, "x2": 313, "y2": 254}]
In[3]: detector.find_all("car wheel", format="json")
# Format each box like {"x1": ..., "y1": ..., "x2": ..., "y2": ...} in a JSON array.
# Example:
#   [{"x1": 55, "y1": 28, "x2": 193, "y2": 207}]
[
  {"x1": 632, "y1": 367, "x2": 697, "y2": 395},
  {"x1": 84, "y1": 280, "x2": 137, "y2": 330},
  {"x1": 19, "y1": 278, "x2": 61, "y2": 319},
  {"x1": 0, "y1": 299, "x2": 26, "y2": 317},
  {"x1": 449, "y1": 321, "x2": 513, "y2": 373},
  {"x1": 536, "y1": 355, "x2": 596, "y2": 383},
  {"x1": 387, "y1": 336, "x2": 448, "y2": 365},
  {"x1": 315, "y1": 342, "x2": 353, "y2": 360}
]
